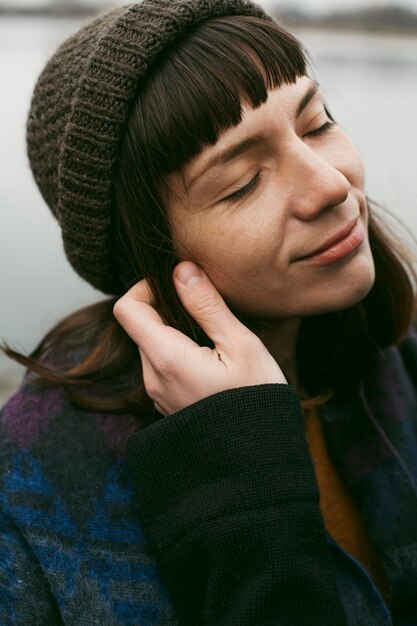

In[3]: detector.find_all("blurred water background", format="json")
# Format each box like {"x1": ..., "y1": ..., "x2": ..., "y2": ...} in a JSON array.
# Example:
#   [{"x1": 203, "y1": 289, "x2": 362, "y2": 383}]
[{"x1": 1, "y1": 4, "x2": 417, "y2": 404}]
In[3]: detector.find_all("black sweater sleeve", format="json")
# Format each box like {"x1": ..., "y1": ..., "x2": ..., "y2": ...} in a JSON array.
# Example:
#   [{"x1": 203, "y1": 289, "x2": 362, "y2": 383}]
[{"x1": 127, "y1": 384, "x2": 347, "y2": 625}]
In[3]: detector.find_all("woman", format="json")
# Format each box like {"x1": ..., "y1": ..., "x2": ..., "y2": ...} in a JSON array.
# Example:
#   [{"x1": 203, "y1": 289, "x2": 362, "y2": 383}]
[{"x1": 1, "y1": 0, "x2": 417, "y2": 624}]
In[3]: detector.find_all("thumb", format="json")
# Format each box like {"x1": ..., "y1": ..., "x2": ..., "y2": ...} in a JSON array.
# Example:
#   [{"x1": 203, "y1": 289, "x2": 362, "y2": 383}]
[{"x1": 173, "y1": 261, "x2": 254, "y2": 352}]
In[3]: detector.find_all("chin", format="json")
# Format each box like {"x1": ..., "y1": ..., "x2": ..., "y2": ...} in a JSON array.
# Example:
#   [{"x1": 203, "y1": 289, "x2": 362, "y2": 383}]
[{"x1": 307, "y1": 256, "x2": 376, "y2": 316}]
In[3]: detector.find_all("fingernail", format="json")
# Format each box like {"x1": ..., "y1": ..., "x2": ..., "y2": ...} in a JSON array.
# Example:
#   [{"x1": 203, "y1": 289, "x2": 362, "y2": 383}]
[{"x1": 176, "y1": 263, "x2": 203, "y2": 286}]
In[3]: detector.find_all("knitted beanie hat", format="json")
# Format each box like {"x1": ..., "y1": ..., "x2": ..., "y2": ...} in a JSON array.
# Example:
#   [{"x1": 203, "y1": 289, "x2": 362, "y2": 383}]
[{"x1": 26, "y1": 0, "x2": 269, "y2": 295}]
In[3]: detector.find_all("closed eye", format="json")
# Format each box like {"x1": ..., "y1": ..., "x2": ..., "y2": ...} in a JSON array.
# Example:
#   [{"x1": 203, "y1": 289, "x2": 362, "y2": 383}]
[
  {"x1": 221, "y1": 120, "x2": 334, "y2": 203},
  {"x1": 305, "y1": 120, "x2": 335, "y2": 138},
  {"x1": 223, "y1": 171, "x2": 261, "y2": 203}
]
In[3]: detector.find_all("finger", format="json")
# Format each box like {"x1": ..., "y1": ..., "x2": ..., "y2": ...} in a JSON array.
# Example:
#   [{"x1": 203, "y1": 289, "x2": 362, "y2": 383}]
[
  {"x1": 113, "y1": 279, "x2": 164, "y2": 340},
  {"x1": 114, "y1": 279, "x2": 198, "y2": 361},
  {"x1": 139, "y1": 348, "x2": 158, "y2": 400},
  {"x1": 139, "y1": 347, "x2": 152, "y2": 380},
  {"x1": 153, "y1": 402, "x2": 165, "y2": 416},
  {"x1": 173, "y1": 261, "x2": 255, "y2": 352},
  {"x1": 126, "y1": 278, "x2": 156, "y2": 306},
  {"x1": 139, "y1": 349, "x2": 168, "y2": 416}
]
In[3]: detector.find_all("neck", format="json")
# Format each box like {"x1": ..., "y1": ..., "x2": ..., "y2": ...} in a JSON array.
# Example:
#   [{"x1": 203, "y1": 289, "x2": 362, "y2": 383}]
[{"x1": 257, "y1": 317, "x2": 302, "y2": 388}]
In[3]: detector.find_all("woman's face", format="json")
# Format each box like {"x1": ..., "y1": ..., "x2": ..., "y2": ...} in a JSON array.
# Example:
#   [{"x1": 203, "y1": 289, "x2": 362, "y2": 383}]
[{"x1": 167, "y1": 75, "x2": 375, "y2": 319}]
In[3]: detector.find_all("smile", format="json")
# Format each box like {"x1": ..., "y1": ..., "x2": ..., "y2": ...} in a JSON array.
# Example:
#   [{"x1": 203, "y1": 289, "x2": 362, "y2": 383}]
[{"x1": 295, "y1": 218, "x2": 365, "y2": 266}]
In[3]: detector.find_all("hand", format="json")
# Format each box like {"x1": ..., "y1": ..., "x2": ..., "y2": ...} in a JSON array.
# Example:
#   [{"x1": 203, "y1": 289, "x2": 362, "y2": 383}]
[{"x1": 113, "y1": 262, "x2": 287, "y2": 416}]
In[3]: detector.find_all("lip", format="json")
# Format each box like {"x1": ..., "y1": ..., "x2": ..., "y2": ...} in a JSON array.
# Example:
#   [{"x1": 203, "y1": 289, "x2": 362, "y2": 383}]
[{"x1": 295, "y1": 218, "x2": 364, "y2": 266}]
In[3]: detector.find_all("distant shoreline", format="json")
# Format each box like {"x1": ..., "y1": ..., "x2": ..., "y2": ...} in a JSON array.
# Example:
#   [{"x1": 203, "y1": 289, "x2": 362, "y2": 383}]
[
  {"x1": 279, "y1": 19, "x2": 417, "y2": 37},
  {"x1": 0, "y1": 8, "x2": 101, "y2": 17},
  {"x1": 1, "y1": 8, "x2": 417, "y2": 37}
]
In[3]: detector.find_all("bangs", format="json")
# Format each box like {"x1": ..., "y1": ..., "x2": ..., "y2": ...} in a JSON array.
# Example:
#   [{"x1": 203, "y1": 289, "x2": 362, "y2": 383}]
[{"x1": 136, "y1": 15, "x2": 308, "y2": 176}]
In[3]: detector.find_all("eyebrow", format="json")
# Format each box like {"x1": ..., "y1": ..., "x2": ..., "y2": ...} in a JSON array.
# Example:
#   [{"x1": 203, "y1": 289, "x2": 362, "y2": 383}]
[
  {"x1": 187, "y1": 135, "x2": 265, "y2": 189},
  {"x1": 296, "y1": 80, "x2": 320, "y2": 117},
  {"x1": 187, "y1": 80, "x2": 321, "y2": 189}
]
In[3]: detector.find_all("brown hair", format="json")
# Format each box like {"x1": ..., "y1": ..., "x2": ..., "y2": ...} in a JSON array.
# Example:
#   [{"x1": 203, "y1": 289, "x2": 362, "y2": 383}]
[{"x1": 5, "y1": 15, "x2": 417, "y2": 426}]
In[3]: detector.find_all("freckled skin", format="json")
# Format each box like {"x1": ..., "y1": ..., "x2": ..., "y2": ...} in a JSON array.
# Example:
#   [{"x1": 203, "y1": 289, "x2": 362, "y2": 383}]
[{"x1": 168, "y1": 75, "x2": 375, "y2": 321}]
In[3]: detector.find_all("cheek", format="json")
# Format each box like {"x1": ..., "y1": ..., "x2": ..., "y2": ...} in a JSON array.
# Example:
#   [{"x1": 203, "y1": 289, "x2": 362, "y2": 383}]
[
  {"x1": 173, "y1": 211, "x2": 280, "y2": 281},
  {"x1": 339, "y1": 135, "x2": 366, "y2": 190}
]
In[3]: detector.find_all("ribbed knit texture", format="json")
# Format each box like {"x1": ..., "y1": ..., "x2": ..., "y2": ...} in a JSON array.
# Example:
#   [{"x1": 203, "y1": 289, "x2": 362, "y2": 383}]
[{"x1": 26, "y1": 0, "x2": 268, "y2": 295}]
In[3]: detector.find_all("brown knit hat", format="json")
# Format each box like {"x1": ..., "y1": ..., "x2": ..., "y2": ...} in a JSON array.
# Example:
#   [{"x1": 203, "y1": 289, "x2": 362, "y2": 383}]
[{"x1": 26, "y1": 0, "x2": 269, "y2": 295}]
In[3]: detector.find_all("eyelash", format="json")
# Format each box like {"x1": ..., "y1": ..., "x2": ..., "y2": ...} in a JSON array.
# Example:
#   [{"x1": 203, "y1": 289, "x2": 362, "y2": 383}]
[
  {"x1": 223, "y1": 120, "x2": 335, "y2": 203},
  {"x1": 305, "y1": 120, "x2": 335, "y2": 138},
  {"x1": 223, "y1": 171, "x2": 261, "y2": 203}
]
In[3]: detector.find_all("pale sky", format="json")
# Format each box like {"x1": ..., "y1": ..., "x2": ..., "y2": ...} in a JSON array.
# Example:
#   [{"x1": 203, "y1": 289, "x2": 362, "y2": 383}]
[
  {"x1": 4, "y1": 0, "x2": 417, "y2": 12},
  {"x1": 261, "y1": 0, "x2": 417, "y2": 14}
]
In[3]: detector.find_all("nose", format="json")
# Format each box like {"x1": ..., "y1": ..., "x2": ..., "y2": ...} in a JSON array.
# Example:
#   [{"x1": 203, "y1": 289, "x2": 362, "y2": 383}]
[{"x1": 290, "y1": 143, "x2": 351, "y2": 220}]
